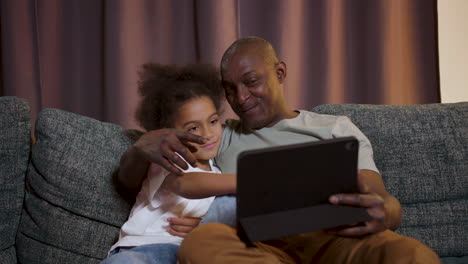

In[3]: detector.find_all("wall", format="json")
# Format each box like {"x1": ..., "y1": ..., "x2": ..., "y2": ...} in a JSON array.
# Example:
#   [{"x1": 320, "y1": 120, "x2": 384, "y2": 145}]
[{"x1": 438, "y1": 0, "x2": 468, "y2": 103}]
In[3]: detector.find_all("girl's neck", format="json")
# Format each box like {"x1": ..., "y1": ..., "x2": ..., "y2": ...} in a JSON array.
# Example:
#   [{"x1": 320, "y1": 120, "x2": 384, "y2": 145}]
[{"x1": 196, "y1": 160, "x2": 211, "y2": 171}]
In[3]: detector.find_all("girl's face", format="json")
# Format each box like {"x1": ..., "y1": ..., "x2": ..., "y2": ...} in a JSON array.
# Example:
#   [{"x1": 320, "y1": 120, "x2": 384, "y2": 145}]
[{"x1": 173, "y1": 96, "x2": 222, "y2": 163}]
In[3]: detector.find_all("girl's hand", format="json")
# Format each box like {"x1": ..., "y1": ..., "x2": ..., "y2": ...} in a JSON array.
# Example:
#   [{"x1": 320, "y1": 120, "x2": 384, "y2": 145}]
[{"x1": 167, "y1": 216, "x2": 202, "y2": 237}]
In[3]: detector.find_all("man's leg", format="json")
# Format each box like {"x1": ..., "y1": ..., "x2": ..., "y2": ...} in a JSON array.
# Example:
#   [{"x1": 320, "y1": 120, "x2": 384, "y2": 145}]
[
  {"x1": 272, "y1": 230, "x2": 440, "y2": 264},
  {"x1": 178, "y1": 223, "x2": 295, "y2": 264},
  {"x1": 178, "y1": 223, "x2": 440, "y2": 264}
]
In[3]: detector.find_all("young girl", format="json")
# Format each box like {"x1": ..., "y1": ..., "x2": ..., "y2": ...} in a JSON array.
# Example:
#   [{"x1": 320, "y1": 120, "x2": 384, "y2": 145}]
[{"x1": 102, "y1": 63, "x2": 234, "y2": 264}]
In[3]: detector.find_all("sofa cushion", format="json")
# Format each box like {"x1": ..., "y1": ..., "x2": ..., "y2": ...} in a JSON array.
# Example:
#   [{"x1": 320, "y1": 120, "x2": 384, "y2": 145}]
[
  {"x1": 441, "y1": 256, "x2": 468, "y2": 264},
  {"x1": 0, "y1": 96, "x2": 31, "y2": 264},
  {"x1": 312, "y1": 102, "x2": 468, "y2": 257},
  {"x1": 16, "y1": 108, "x2": 138, "y2": 263}
]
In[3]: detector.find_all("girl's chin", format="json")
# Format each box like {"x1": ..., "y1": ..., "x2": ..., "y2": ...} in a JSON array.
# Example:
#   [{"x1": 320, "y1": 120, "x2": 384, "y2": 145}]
[{"x1": 195, "y1": 154, "x2": 216, "y2": 164}]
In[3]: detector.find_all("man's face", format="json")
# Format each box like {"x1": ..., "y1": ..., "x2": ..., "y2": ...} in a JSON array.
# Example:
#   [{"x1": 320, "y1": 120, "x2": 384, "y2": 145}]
[{"x1": 221, "y1": 48, "x2": 285, "y2": 129}]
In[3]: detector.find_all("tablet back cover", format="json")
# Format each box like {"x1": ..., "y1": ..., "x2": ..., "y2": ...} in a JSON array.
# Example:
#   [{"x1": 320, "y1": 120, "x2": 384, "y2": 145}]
[{"x1": 236, "y1": 137, "x2": 371, "y2": 242}]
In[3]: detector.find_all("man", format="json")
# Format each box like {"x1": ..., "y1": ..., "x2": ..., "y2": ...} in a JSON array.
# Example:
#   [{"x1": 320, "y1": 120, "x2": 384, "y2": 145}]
[{"x1": 119, "y1": 37, "x2": 440, "y2": 263}]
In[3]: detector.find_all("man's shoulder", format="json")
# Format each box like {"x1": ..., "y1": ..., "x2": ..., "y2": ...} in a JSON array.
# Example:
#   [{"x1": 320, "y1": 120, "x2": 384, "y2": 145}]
[
  {"x1": 299, "y1": 109, "x2": 343, "y2": 118},
  {"x1": 296, "y1": 110, "x2": 350, "y2": 126},
  {"x1": 223, "y1": 119, "x2": 249, "y2": 134},
  {"x1": 224, "y1": 118, "x2": 242, "y2": 128}
]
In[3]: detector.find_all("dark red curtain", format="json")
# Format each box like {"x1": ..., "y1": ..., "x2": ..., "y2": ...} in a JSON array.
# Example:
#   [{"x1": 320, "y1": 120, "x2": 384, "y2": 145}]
[{"x1": 1, "y1": 0, "x2": 440, "y2": 129}]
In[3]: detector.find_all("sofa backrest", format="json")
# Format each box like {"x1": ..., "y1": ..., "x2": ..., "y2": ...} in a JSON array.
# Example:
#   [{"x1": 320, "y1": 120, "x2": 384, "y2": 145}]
[
  {"x1": 15, "y1": 108, "x2": 138, "y2": 264},
  {"x1": 312, "y1": 102, "x2": 468, "y2": 257},
  {"x1": 0, "y1": 97, "x2": 31, "y2": 264}
]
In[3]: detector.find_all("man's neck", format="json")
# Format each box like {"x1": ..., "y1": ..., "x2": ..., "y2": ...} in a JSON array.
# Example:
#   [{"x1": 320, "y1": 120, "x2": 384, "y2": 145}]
[{"x1": 265, "y1": 109, "x2": 299, "y2": 128}]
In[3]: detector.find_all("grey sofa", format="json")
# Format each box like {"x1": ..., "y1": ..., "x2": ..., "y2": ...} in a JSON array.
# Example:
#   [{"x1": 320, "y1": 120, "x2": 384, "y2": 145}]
[{"x1": 1, "y1": 96, "x2": 467, "y2": 263}]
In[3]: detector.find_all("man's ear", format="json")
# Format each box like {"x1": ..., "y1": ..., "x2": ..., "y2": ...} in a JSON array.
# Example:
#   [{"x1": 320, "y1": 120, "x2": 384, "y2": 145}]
[{"x1": 276, "y1": 62, "x2": 287, "y2": 83}]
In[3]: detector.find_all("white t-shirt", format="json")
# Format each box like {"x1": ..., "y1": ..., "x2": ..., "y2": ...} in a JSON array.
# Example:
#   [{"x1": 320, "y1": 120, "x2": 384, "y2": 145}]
[{"x1": 109, "y1": 160, "x2": 220, "y2": 252}]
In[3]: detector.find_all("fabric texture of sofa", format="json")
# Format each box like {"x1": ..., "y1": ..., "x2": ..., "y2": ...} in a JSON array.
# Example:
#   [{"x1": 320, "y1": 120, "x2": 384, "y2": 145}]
[
  {"x1": 0, "y1": 96, "x2": 30, "y2": 263},
  {"x1": 313, "y1": 103, "x2": 468, "y2": 264},
  {"x1": 0, "y1": 96, "x2": 467, "y2": 263}
]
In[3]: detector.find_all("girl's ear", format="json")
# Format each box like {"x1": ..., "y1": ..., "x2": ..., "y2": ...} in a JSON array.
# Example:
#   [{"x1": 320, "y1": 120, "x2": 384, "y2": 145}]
[{"x1": 276, "y1": 62, "x2": 287, "y2": 83}]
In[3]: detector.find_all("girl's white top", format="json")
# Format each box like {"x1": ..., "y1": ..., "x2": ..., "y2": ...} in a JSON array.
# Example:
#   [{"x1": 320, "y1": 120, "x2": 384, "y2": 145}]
[{"x1": 109, "y1": 159, "x2": 220, "y2": 252}]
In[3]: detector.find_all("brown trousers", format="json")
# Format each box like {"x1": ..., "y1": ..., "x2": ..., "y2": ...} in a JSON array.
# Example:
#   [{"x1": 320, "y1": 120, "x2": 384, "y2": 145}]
[{"x1": 178, "y1": 223, "x2": 440, "y2": 264}]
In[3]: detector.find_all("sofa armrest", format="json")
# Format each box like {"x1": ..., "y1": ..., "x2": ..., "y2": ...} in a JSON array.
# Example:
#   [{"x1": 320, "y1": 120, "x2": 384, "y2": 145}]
[
  {"x1": 16, "y1": 108, "x2": 139, "y2": 263},
  {"x1": 0, "y1": 96, "x2": 31, "y2": 264}
]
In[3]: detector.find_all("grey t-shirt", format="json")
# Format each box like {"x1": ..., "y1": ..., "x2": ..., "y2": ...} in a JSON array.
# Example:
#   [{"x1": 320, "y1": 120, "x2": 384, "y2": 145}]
[
  {"x1": 214, "y1": 110, "x2": 379, "y2": 174},
  {"x1": 203, "y1": 110, "x2": 379, "y2": 227}
]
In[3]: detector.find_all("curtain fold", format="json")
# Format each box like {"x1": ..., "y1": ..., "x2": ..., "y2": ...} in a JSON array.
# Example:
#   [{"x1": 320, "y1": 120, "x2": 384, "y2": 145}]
[{"x1": 0, "y1": 0, "x2": 440, "y2": 129}]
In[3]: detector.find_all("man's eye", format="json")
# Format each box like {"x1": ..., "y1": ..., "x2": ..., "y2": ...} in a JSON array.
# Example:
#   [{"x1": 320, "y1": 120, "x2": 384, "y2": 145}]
[
  {"x1": 245, "y1": 80, "x2": 257, "y2": 86},
  {"x1": 224, "y1": 87, "x2": 234, "y2": 96}
]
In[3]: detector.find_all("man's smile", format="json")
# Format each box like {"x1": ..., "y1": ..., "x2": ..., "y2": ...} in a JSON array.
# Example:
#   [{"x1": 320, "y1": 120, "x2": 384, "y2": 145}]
[{"x1": 240, "y1": 100, "x2": 260, "y2": 114}]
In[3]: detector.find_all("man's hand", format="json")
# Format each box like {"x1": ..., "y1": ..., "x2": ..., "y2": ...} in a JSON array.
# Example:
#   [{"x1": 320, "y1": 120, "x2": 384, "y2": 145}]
[
  {"x1": 327, "y1": 170, "x2": 402, "y2": 237},
  {"x1": 167, "y1": 217, "x2": 202, "y2": 237},
  {"x1": 134, "y1": 129, "x2": 206, "y2": 175},
  {"x1": 328, "y1": 192, "x2": 387, "y2": 236}
]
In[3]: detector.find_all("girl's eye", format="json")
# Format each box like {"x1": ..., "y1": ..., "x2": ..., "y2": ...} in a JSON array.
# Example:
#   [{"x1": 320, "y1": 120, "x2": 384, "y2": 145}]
[
  {"x1": 210, "y1": 119, "x2": 218, "y2": 125},
  {"x1": 188, "y1": 126, "x2": 199, "y2": 132}
]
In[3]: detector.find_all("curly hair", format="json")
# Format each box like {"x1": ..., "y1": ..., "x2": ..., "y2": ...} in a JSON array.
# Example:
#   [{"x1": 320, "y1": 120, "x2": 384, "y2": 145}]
[{"x1": 135, "y1": 63, "x2": 222, "y2": 131}]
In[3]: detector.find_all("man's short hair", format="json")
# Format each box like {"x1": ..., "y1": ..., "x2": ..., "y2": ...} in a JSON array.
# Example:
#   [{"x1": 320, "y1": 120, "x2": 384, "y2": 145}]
[{"x1": 220, "y1": 36, "x2": 280, "y2": 77}]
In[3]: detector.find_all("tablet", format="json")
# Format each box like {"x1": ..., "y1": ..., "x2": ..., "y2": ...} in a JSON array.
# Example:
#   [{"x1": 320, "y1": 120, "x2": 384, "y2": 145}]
[{"x1": 236, "y1": 136, "x2": 371, "y2": 243}]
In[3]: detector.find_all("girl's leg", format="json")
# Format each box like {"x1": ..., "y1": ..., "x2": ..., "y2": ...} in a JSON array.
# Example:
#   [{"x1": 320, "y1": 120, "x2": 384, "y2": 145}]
[{"x1": 101, "y1": 244, "x2": 179, "y2": 264}]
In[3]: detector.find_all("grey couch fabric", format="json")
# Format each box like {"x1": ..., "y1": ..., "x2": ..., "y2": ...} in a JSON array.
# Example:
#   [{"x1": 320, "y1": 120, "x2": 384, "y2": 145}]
[
  {"x1": 0, "y1": 97, "x2": 30, "y2": 264},
  {"x1": 1, "y1": 96, "x2": 467, "y2": 263},
  {"x1": 15, "y1": 108, "x2": 136, "y2": 263},
  {"x1": 312, "y1": 102, "x2": 468, "y2": 262}
]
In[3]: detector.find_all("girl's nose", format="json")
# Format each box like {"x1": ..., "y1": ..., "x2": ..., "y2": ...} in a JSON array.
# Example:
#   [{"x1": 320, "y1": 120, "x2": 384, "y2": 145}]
[{"x1": 203, "y1": 128, "x2": 214, "y2": 140}]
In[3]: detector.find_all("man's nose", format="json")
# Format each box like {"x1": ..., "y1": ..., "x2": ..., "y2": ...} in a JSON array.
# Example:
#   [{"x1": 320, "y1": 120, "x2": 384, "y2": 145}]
[{"x1": 236, "y1": 85, "x2": 250, "y2": 105}]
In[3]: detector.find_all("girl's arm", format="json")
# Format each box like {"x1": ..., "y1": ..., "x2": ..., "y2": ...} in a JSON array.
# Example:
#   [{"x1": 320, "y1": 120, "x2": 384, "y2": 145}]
[
  {"x1": 164, "y1": 172, "x2": 235, "y2": 237},
  {"x1": 163, "y1": 172, "x2": 236, "y2": 199}
]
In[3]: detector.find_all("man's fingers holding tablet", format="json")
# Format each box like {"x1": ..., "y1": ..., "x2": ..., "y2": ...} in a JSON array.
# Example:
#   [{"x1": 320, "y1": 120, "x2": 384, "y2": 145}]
[
  {"x1": 329, "y1": 193, "x2": 384, "y2": 208},
  {"x1": 330, "y1": 220, "x2": 383, "y2": 237}
]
